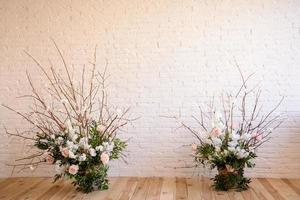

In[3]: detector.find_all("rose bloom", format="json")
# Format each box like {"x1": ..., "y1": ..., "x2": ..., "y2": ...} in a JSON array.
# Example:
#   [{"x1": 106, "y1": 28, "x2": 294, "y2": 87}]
[
  {"x1": 61, "y1": 147, "x2": 69, "y2": 157},
  {"x1": 191, "y1": 143, "x2": 197, "y2": 151},
  {"x1": 97, "y1": 124, "x2": 106, "y2": 133},
  {"x1": 251, "y1": 132, "x2": 262, "y2": 141},
  {"x1": 45, "y1": 153, "x2": 55, "y2": 164},
  {"x1": 68, "y1": 164, "x2": 79, "y2": 175},
  {"x1": 100, "y1": 152, "x2": 110, "y2": 165},
  {"x1": 211, "y1": 128, "x2": 222, "y2": 137}
]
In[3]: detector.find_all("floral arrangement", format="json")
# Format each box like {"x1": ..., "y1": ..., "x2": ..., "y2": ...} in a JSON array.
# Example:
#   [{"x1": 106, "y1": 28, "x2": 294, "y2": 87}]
[
  {"x1": 179, "y1": 68, "x2": 285, "y2": 191},
  {"x1": 3, "y1": 42, "x2": 133, "y2": 193}
]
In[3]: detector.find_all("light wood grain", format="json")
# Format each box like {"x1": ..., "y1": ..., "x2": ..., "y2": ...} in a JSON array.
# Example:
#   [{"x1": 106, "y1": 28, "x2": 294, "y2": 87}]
[{"x1": 0, "y1": 177, "x2": 299, "y2": 200}]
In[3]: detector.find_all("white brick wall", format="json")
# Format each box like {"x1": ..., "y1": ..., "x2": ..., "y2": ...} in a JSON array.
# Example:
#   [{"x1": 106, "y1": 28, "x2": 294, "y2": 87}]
[{"x1": 0, "y1": 0, "x2": 300, "y2": 178}]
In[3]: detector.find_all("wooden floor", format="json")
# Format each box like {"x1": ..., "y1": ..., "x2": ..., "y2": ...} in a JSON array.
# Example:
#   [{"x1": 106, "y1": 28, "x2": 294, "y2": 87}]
[{"x1": 0, "y1": 177, "x2": 299, "y2": 200}]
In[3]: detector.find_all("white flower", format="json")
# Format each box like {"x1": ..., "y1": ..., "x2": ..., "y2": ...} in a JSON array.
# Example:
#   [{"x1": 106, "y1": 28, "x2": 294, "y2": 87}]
[
  {"x1": 231, "y1": 132, "x2": 241, "y2": 141},
  {"x1": 79, "y1": 153, "x2": 87, "y2": 161},
  {"x1": 96, "y1": 145, "x2": 103, "y2": 151},
  {"x1": 79, "y1": 137, "x2": 90, "y2": 149},
  {"x1": 89, "y1": 148, "x2": 96, "y2": 157},
  {"x1": 212, "y1": 137, "x2": 222, "y2": 147},
  {"x1": 107, "y1": 143, "x2": 114, "y2": 151},
  {"x1": 67, "y1": 141, "x2": 74, "y2": 147},
  {"x1": 57, "y1": 137, "x2": 64, "y2": 145},
  {"x1": 69, "y1": 151, "x2": 76, "y2": 159},
  {"x1": 84, "y1": 143, "x2": 91, "y2": 150},
  {"x1": 228, "y1": 141, "x2": 238, "y2": 148},
  {"x1": 236, "y1": 149, "x2": 249, "y2": 159},
  {"x1": 50, "y1": 134, "x2": 55, "y2": 139},
  {"x1": 103, "y1": 142, "x2": 109, "y2": 147},
  {"x1": 228, "y1": 147, "x2": 235, "y2": 152}
]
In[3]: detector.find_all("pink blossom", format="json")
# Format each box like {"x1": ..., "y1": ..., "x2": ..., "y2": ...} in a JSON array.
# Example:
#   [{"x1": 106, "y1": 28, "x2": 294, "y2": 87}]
[
  {"x1": 100, "y1": 153, "x2": 109, "y2": 165},
  {"x1": 61, "y1": 147, "x2": 69, "y2": 158},
  {"x1": 211, "y1": 128, "x2": 222, "y2": 137},
  {"x1": 191, "y1": 143, "x2": 197, "y2": 151},
  {"x1": 45, "y1": 153, "x2": 54, "y2": 164},
  {"x1": 97, "y1": 124, "x2": 106, "y2": 133},
  {"x1": 68, "y1": 164, "x2": 79, "y2": 175},
  {"x1": 251, "y1": 132, "x2": 262, "y2": 141}
]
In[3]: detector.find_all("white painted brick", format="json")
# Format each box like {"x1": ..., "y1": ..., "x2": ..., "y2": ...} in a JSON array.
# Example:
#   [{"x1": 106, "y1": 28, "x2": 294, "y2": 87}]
[{"x1": 0, "y1": 0, "x2": 300, "y2": 178}]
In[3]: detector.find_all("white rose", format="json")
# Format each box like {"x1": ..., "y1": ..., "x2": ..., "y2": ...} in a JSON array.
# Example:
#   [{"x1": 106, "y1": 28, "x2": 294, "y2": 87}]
[
  {"x1": 69, "y1": 151, "x2": 76, "y2": 159},
  {"x1": 96, "y1": 145, "x2": 103, "y2": 151},
  {"x1": 89, "y1": 148, "x2": 96, "y2": 157}
]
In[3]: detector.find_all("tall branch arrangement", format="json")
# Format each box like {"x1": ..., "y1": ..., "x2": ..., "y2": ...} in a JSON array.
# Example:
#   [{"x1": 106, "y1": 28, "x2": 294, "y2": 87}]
[
  {"x1": 177, "y1": 67, "x2": 285, "y2": 191},
  {"x1": 2, "y1": 42, "x2": 134, "y2": 193}
]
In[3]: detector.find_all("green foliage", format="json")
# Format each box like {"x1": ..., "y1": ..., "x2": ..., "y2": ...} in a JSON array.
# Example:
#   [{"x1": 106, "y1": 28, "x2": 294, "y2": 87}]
[
  {"x1": 212, "y1": 168, "x2": 251, "y2": 191},
  {"x1": 111, "y1": 138, "x2": 127, "y2": 160},
  {"x1": 72, "y1": 165, "x2": 109, "y2": 193},
  {"x1": 34, "y1": 120, "x2": 127, "y2": 193}
]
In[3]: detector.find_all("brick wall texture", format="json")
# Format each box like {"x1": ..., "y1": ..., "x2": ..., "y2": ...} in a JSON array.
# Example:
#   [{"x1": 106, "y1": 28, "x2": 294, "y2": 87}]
[{"x1": 0, "y1": 0, "x2": 300, "y2": 178}]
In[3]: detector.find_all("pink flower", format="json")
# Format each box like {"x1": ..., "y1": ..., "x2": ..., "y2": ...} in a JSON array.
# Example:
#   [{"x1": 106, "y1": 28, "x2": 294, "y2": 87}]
[
  {"x1": 97, "y1": 124, "x2": 106, "y2": 133},
  {"x1": 45, "y1": 153, "x2": 54, "y2": 164},
  {"x1": 61, "y1": 147, "x2": 69, "y2": 158},
  {"x1": 68, "y1": 164, "x2": 79, "y2": 175},
  {"x1": 191, "y1": 143, "x2": 197, "y2": 151},
  {"x1": 211, "y1": 128, "x2": 222, "y2": 137},
  {"x1": 251, "y1": 132, "x2": 262, "y2": 141},
  {"x1": 100, "y1": 153, "x2": 109, "y2": 165}
]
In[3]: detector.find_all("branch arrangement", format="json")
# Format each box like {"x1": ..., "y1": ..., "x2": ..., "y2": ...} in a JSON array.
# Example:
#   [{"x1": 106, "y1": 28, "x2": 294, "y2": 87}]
[
  {"x1": 3, "y1": 42, "x2": 134, "y2": 193},
  {"x1": 175, "y1": 67, "x2": 285, "y2": 191}
]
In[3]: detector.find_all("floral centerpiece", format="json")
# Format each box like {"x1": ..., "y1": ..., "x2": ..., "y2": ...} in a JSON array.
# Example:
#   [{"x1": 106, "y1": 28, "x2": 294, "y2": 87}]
[
  {"x1": 3, "y1": 43, "x2": 133, "y2": 193},
  {"x1": 179, "y1": 68, "x2": 284, "y2": 191}
]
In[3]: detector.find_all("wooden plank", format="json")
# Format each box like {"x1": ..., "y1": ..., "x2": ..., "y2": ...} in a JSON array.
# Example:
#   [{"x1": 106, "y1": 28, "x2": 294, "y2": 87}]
[
  {"x1": 130, "y1": 177, "x2": 151, "y2": 200},
  {"x1": 0, "y1": 178, "x2": 18, "y2": 193},
  {"x1": 118, "y1": 177, "x2": 139, "y2": 200},
  {"x1": 186, "y1": 177, "x2": 202, "y2": 200},
  {"x1": 87, "y1": 177, "x2": 122, "y2": 200},
  {"x1": 0, "y1": 177, "x2": 299, "y2": 200},
  {"x1": 268, "y1": 179, "x2": 300, "y2": 200},
  {"x1": 0, "y1": 177, "x2": 45, "y2": 200},
  {"x1": 34, "y1": 180, "x2": 65, "y2": 200},
  {"x1": 160, "y1": 177, "x2": 176, "y2": 200},
  {"x1": 12, "y1": 178, "x2": 52, "y2": 200},
  {"x1": 258, "y1": 178, "x2": 285, "y2": 200},
  {"x1": 146, "y1": 177, "x2": 163, "y2": 200},
  {"x1": 227, "y1": 191, "x2": 244, "y2": 200},
  {"x1": 200, "y1": 177, "x2": 215, "y2": 200},
  {"x1": 49, "y1": 180, "x2": 75, "y2": 200},
  {"x1": 282, "y1": 178, "x2": 300, "y2": 196},
  {"x1": 248, "y1": 179, "x2": 272, "y2": 200},
  {"x1": 175, "y1": 177, "x2": 188, "y2": 200}
]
